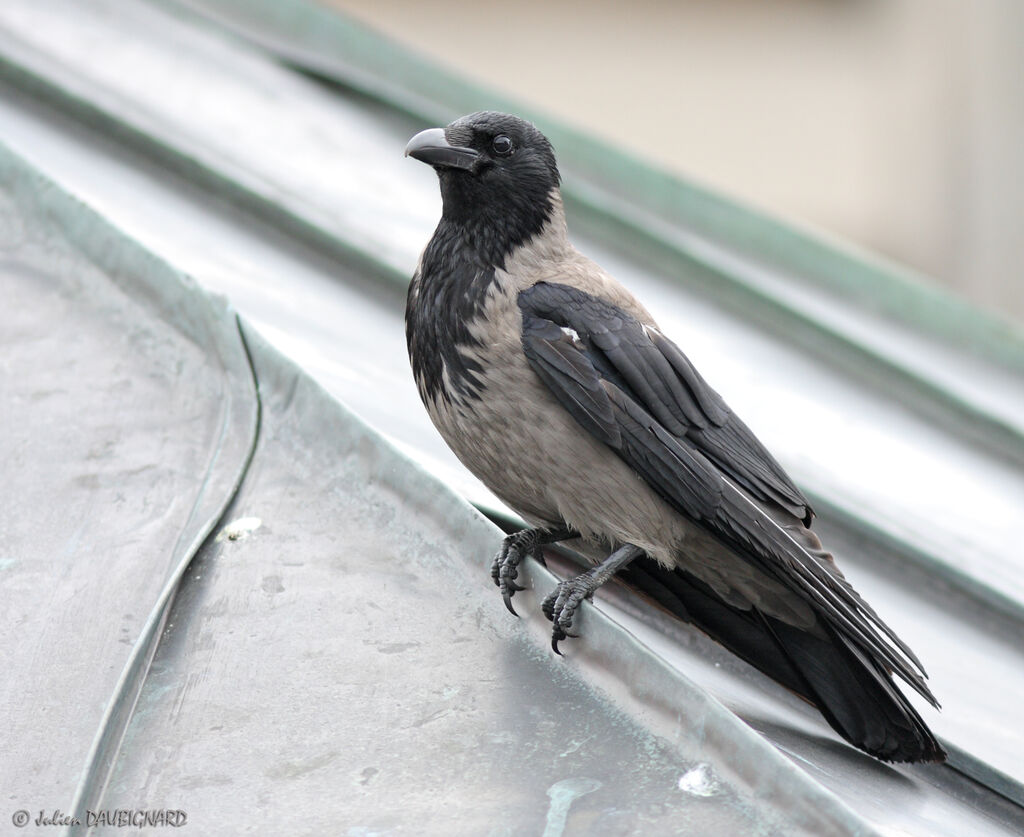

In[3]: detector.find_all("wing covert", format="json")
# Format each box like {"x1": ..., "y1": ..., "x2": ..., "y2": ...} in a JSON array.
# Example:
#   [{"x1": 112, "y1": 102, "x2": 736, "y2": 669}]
[{"x1": 519, "y1": 282, "x2": 811, "y2": 522}]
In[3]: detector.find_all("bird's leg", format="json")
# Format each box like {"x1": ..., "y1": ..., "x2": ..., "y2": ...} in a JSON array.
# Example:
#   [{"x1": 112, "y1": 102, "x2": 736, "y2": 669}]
[
  {"x1": 542, "y1": 544, "x2": 645, "y2": 655},
  {"x1": 491, "y1": 525, "x2": 578, "y2": 615}
]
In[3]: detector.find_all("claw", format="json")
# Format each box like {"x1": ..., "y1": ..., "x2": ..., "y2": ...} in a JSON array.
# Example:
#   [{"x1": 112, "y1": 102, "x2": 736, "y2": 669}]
[
  {"x1": 501, "y1": 589, "x2": 520, "y2": 617},
  {"x1": 551, "y1": 622, "x2": 579, "y2": 654},
  {"x1": 500, "y1": 572, "x2": 524, "y2": 614},
  {"x1": 551, "y1": 625, "x2": 567, "y2": 655},
  {"x1": 541, "y1": 575, "x2": 591, "y2": 655}
]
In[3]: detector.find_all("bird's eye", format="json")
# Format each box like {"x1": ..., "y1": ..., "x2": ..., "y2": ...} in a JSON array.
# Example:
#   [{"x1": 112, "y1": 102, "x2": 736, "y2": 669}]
[{"x1": 491, "y1": 135, "x2": 514, "y2": 156}]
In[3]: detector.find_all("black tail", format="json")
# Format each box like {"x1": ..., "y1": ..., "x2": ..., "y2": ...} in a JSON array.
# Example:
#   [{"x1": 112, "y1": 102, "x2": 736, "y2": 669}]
[{"x1": 619, "y1": 559, "x2": 946, "y2": 763}]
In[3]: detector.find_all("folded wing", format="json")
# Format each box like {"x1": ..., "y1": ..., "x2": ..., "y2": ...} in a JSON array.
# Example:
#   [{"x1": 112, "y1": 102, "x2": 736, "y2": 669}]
[{"x1": 517, "y1": 280, "x2": 938, "y2": 709}]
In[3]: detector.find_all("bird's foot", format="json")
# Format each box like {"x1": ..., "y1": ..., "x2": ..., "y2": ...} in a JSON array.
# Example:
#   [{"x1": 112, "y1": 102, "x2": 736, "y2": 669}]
[
  {"x1": 491, "y1": 526, "x2": 579, "y2": 616},
  {"x1": 540, "y1": 543, "x2": 645, "y2": 654},
  {"x1": 490, "y1": 530, "x2": 537, "y2": 616},
  {"x1": 541, "y1": 573, "x2": 598, "y2": 654}
]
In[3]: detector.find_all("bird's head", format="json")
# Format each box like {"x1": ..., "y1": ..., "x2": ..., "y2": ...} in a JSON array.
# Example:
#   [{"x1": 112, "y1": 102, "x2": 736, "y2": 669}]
[{"x1": 405, "y1": 112, "x2": 562, "y2": 260}]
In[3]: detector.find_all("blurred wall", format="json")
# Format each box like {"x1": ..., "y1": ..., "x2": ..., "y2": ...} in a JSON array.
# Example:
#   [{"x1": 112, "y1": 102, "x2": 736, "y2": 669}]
[{"x1": 327, "y1": 0, "x2": 1023, "y2": 323}]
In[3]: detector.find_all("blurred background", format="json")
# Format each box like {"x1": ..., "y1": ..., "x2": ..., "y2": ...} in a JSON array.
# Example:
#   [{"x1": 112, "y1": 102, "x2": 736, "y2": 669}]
[{"x1": 329, "y1": 0, "x2": 1023, "y2": 323}]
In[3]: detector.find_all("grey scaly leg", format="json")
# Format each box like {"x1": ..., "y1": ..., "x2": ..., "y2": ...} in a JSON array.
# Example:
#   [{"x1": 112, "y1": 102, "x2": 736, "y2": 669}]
[{"x1": 542, "y1": 544, "x2": 645, "y2": 654}]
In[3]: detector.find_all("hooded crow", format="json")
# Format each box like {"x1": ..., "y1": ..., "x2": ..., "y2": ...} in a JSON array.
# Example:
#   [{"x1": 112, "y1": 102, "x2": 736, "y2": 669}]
[{"x1": 404, "y1": 111, "x2": 945, "y2": 763}]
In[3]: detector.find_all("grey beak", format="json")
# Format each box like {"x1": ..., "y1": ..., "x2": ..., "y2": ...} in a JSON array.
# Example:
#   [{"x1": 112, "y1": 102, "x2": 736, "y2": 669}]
[{"x1": 404, "y1": 128, "x2": 481, "y2": 171}]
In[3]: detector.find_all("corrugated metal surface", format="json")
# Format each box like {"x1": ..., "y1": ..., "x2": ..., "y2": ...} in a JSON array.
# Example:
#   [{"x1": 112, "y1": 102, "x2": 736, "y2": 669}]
[{"x1": 1, "y1": 0, "x2": 1022, "y2": 834}]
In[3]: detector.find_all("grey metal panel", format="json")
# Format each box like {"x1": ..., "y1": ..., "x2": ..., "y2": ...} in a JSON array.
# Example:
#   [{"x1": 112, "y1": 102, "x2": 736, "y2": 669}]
[
  {"x1": 0, "y1": 0, "x2": 1021, "y2": 832},
  {"x1": 0, "y1": 128, "x2": 1011, "y2": 837},
  {"x1": 0, "y1": 146, "x2": 257, "y2": 814},
  {"x1": 0, "y1": 145, "x2": 877, "y2": 837},
  {"x1": 102, "y1": 323, "x2": 879, "y2": 837}
]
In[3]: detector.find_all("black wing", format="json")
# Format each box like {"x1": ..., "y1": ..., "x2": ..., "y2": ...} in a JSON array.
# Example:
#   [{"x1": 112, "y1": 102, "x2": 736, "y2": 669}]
[
  {"x1": 517, "y1": 281, "x2": 936, "y2": 705},
  {"x1": 519, "y1": 282, "x2": 813, "y2": 524}
]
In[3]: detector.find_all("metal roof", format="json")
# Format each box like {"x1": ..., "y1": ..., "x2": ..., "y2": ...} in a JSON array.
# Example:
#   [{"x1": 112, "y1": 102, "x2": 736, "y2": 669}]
[{"x1": 1, "y1": 0, "x2": 1022, "y2": 834}]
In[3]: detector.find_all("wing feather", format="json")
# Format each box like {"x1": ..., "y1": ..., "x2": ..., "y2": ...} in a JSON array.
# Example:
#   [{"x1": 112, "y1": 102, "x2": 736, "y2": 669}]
[
  {"x1": 518, "y1": 282, "x2": 936, "y2": 706},
  {"x1": 520, "y1": 282, "x2": 811, "y2": 522}
]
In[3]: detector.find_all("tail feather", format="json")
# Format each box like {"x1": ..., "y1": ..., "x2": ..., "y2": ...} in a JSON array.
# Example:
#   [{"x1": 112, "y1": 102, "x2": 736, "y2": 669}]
[
  {"x1": 760, "y1": 615, "x2": 944, "y2": 762},
  {"x1": 620, "y1": 560, "x2": 946, "y2": 763}
]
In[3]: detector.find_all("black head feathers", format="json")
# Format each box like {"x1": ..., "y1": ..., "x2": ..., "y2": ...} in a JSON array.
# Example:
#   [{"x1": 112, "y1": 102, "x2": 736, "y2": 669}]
[{"x1": 406, "y1": 112, "x2": 562, "y2": 263}]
